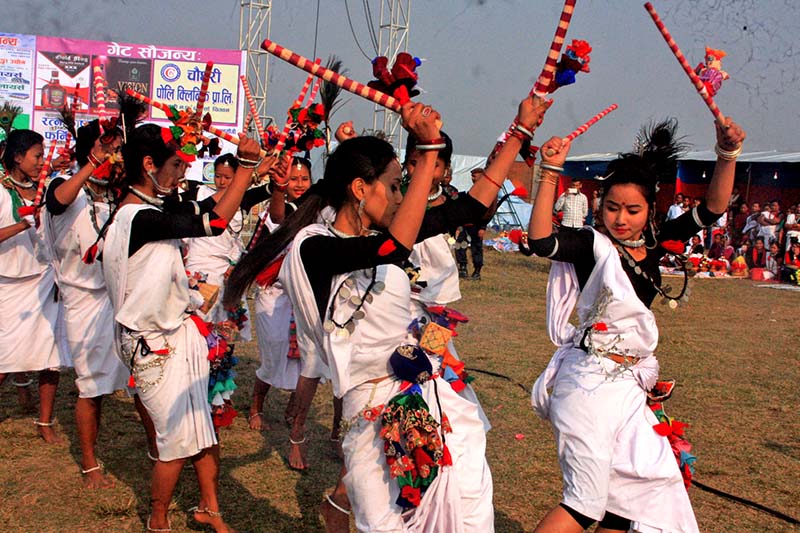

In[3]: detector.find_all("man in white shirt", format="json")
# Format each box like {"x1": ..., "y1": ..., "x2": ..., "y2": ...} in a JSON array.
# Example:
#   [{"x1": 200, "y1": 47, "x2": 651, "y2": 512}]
[
  {"x1": 554, "y1": 178, "x2": 588, "y2": 229},
  {"x1": 666, "y1": 193, "x2": 684, "y2": 221}
]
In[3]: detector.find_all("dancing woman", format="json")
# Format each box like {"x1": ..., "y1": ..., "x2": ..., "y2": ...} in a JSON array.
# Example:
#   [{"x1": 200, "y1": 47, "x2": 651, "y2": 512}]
[
  {"x1": 102, "y1": 124, "x2": 262, "y2": 532},
  {"x1": 226, "y1": 96, "x2": 548, "y2": 531},
  {"x1": 183, "y1": 152, "x2": 276, "y2": 337},
  {"x1": 42, "y1": 120, "x2": 131, "y2": 487},
  {"x1": 249, "y1": 156, "x2": 315, "y2": 433},
  {"x1": 522, "y1": 117, "x2": 745, "y2": 533},
  {"x1": 0, "y1": 129, "x2": 69, "y2": 443}
]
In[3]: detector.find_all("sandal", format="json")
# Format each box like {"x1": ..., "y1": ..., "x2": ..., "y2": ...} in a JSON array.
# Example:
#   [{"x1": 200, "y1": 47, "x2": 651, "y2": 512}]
[{"x1": 146, "y1": 516, "x2": 171, "y2": 532}]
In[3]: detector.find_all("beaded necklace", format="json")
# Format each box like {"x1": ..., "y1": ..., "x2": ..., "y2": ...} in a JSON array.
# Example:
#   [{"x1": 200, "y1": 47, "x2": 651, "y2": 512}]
[
  {"x1": 321, "y1": 221, "x2": 385, "y2": 337},
  {"x1": 128, "y1": 186, "x2": 164, "y2": 207},
  {"x1": 613, "y1": 242, "x2": 689, "y2": 309},
  {"x1": 427, "y1": 185, "x2": 443, "y2": 203},
  {"x1": 83, "y1": 184, "x2": 113, "y2": 236}
]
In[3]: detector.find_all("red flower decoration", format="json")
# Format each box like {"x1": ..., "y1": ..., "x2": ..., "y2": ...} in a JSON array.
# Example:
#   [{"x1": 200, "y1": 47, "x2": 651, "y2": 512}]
[
  {"x1": 401, "y1": 485, "x2": 421, "y2": 507},
  {"x1": 592, "y1": 322, "x2": 608, "y2": 332},
  {"x1": 661, "y1": 240, "x2": 685, "y2": 255},
  {"x1": 511, "y1": 186, "x2": 529, "y2": 198}
]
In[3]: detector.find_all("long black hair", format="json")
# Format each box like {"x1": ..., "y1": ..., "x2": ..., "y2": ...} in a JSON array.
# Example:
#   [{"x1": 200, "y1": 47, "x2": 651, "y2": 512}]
[
  {"x1": 600, "y1": 119, "x2": 688, "y2": 235},
  {"x1": 224, "y1": 136, "x2": 396, "y2": 306},
  {"x1": 74, "y1": 120, "x2": 123, "y2": 167},
  {"x1": 121, "y1": 123, "x2": 176, "y2": 187},
  {"x1": 404, "y1": 130, "x2": 453, "y2": 167},
  {"x1": 2, "y1": 129, "x2": 43, "y2": 173}
]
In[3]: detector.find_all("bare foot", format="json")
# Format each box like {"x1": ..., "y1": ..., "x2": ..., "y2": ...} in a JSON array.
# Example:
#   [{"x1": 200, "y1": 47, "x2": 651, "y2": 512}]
[
  {"x1": 320, "y1": 494, "x2": 351, "y2": 533},
  {"x1": 14, "y1": 380, "x2": 35, "y2": 414},
  {"x1": 191, "y1": 507, "x2": 236, "y2": 533},
  {"x1": 37, "y1": 424, "x2": 62, "y2": 444},
  {"x1": 248, "y1": 412, "x2": 269, "y2": 431},
  {"x1": 288, "y1": 438, "x2": 308, "y2": 470},
  {"x1": 82, "y1": 468, "x2": 115, "y2": 489}
]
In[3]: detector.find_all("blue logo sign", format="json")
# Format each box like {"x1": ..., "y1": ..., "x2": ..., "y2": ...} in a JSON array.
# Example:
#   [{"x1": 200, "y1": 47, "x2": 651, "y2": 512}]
[{"x1": 160, "y1": 63, "x2": 181, "y2": 82}]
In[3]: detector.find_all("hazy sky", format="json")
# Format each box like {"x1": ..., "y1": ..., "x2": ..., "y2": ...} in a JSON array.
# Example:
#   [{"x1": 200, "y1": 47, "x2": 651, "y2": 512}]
[{"x1": 3, "y1": 0, "x2": 798, "y2": 156}]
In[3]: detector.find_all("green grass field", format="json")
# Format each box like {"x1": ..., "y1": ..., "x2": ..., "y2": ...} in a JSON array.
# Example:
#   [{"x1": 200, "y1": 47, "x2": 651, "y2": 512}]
[{"x1": 1, "y1": 250, "x2": 798, "y2": 532}]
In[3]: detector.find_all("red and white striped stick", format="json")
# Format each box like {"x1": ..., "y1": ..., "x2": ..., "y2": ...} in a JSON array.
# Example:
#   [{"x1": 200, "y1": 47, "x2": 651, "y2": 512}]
[
  {"x1": 307, "y1": 76, "x2": 322, "y2": 104},
  {"x1": 564, "y1": 103, "x2": 618, "y2": 142},
  {"x1": 203, "y1": 122, "x2": 269, "y2": 158},
  {"x1": 92, "y1": 64, "x2": 107, "y2": 120},
  {"x1": 34, "y1": 142, "x2": 57, "y2": 207},
  {"x1": 125, "y1": 88, "x2": 174, "y2": 116},
  {"x1": 244, "y1": 113, "x2": 253, "y2": 130},
  {"x1": 240, "y1": 75, "x2": 268, "y2": 146},
  {"x1": 532, "y1": 0, "x2": 577, "y2": 97},
  {"x1": 196, "y1": 61, "x2": 214, "y2": 118},
  {"x1": 644, "y1": 2, "x2": 725, "y2": 125},
  {"x1": 274, "y1": 71, "x2": 317, "y2": 153},
  {"x1": 262, "y1": 40, "x2": 402, "y2": 112}
]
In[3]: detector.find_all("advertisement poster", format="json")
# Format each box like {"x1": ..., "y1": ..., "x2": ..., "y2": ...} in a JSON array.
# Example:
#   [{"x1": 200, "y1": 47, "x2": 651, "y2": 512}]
[{"x1": 0, "y1": 33, "x2": 36, "y2": 136}]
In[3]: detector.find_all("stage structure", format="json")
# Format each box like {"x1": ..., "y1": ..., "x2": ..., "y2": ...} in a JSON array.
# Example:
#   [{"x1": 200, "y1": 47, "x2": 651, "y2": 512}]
[
  {"x1": 239, "y1": 0, "x2": 275, "y2": 133},
  {"x1": 371, "y1": 0, "x2": 412, "y2": 151}
]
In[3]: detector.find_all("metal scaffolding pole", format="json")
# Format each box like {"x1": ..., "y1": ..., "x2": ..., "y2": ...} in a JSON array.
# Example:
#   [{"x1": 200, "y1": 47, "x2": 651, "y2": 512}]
[
  {"x1": 371, "y1": 0, "x2": 412, "y2": 151},
  {"x1": 239, "y1": 1, "x2": 274, "y2": 132}
]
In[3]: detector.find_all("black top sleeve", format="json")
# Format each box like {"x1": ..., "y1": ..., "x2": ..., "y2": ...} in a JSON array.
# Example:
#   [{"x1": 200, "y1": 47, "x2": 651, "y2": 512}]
[
  {"x1": 128, "y1": 201, "x2": 225, "y2": 256},
  {"x1": 417, "y1": 193, "x2": 490, "y2": 241},
  {"x1": 300, "y1": 232, "x2": 410, "y2": 319},
  {"x1": 240, "y1": 184, "x2": 271, "y2": 213},
  {"x1": 44, "y1": 177, "x2": 69, "y2": 216}
]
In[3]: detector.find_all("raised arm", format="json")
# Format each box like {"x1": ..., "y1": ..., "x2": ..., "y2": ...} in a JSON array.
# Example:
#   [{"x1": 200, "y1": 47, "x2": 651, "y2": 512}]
[
  {"x1": 387, "y1": 103, "x2": 442, "y2": 249},
  {"x1": 704, "y1": 117, "x2": 746, "y2": 215},
  {"x1": 51, "y1": 138, "x2": 115, "y2": 208},
  {"x1": 470, "y1": 96, "x2": 552, "y2": 207},
  {"x1": 267, "y1": 155, "x2": 291, "y2": 224},
  {"x1": 528, "y1": 137, "x2": 572, "y2": 239},
  {"x1": 212, "y1": 134, "x2": 264, "y2": 223}
]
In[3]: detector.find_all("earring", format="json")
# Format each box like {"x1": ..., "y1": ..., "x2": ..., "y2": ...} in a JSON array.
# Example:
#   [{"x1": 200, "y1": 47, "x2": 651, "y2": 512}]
[{"x1": 357, "y1": 198, "x2": 366, "y2": 217}]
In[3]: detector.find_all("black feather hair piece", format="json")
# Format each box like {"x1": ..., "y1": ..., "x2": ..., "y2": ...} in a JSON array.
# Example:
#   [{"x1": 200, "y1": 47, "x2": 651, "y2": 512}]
[{"x1": 630, "y1": 118, "x2": 690, "y2": 184}]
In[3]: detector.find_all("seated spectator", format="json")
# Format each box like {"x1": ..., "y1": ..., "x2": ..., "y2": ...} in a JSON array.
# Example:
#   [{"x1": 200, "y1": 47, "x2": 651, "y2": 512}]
[
  {"x1": 686, "y1": 234, "x2": 704, "y2": 255},
  {"x1": 765, "y1": 242, "x2": 782, "y2": 280},
  {"x1": 707, "y1": 233, "x2": 724, "y2": 259},
  {"x1": 784, "y1": 204, "x2": 800, "y2": 251},
  {"x1": 746, "y1": 236, "x2": 767, "y2": 269},
  {"x1": 721, "y1": 234, "x2": 735, "y2": 262},
  {"x1": 782, "y1": 241, "x2": 800, "y2": 282}
]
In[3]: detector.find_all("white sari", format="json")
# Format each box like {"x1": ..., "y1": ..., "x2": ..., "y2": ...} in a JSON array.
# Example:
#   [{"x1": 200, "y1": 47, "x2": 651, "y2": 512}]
[
  {"x1": 103, "y1": 203, "x2": 216, "y2": 461},
  {"x1": 282, "y1": 223, "x2": 493, "y2": 533},
  {"x1": 532, "y1": 228, "x2": 698, "y2": 532}
]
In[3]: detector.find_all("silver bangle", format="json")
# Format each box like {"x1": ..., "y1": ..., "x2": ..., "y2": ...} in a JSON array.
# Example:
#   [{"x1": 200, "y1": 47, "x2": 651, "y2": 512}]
[
  {"x1": 514, "y1": 123, "x2": 534, "y2": 139},
  {"x1": 237, "y1": 157, "x2": 262, "y2": 169},
  {"x1": 414, "y1": 143, "x2": 447, "y2": 152},
  {"x1": 539, "y1": 163, "x2": 564, "y2": 173},
  {"x1": 715, "y1": 143, "x2": 742, "y2": 161}
]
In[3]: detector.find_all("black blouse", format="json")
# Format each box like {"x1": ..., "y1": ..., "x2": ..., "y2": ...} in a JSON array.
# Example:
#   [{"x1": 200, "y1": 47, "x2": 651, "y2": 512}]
[
  {"x1": 523, "y1": 204, "x2": 721, "y2": 307},
  {"x1": 301, "y1": 194, "x2": 489, "y2": 319}
]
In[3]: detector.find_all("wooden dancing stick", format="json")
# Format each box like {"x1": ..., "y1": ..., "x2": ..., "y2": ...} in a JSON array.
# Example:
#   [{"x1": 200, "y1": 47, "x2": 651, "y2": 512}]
[
  {"x1": 274, "y1": 71, "x2": 317, "y2": 153},
  {"x1": 202, "y1": 121, "x2": 269, "y2": 158},
  {"x1": 239, "y1": 75, "x2": 268, "y2": 146},
  {"x1": 196, "y1": 61, "x2": 214, "y2": 118},
  {"x1": 34, "y1": 142, "x2": 57, "y2": 207},
  {"x1": 307, "y1": 76, "x2": 322, "y2": 103},
  {"x1": 125, "y1": 88, "x2": 174, "y2": 116},
  {"x1": 532, "y1": 0, "x2": 577, "y2": 97},
  {"x1": 644, "y1": 2, "x2": 726, "y2": 125},
  {"x1": 92, "y1": 64, "x2": 107, "y2": 120},
  {"x1": 564, "y1": 103, "x2": 617, "y2": 142},
  {"x1": 262, "y1": 39, "x2": 402, "y2": 112}
]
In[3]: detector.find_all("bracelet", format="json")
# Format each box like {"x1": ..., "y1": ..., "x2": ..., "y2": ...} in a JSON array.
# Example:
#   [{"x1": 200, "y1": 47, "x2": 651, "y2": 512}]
[
  {"x1": 237, "y1": 157, "x2": 262, "y2": 169},
  {"x1": 273, "y1": 182, "x2": 287, "y2": 192},
  {"x1": 715, "y1": 143, "x2": 742, "y2": 161},
  {"x1": 417, "y1": 137, "x2": 446, "y2": 146},
  {"x1": 514, "y1": 123, "x2": 534, "y2": 139},
  {"x1": 539, "y1": 163, "x2": 564, "y2": 173},
  {"x1": 480, "y1": 171, "x2": 503, "y2": 189},
  {"x1": 87, "y1": 152, "x2": 102, "y2": 168},
  {"x1": 509, "y1": 130, "x2": 529, "y2": 142},
  {"x1": 536, "y1": 169, "x2": 560, "y2": 186},
  {"x1": 414, "y1": 143, "x2": 447, "y2": 152}
]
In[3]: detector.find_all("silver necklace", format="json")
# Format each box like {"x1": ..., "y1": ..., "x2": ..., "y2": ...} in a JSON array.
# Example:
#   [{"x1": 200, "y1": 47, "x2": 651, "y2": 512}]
[
  {"x1": 8, "y1": 176, "x2": 34, "y2": 189},
  {"x1": 427, "y1": 185, "x2": 443, "y2": 202},
  {"x1": 325, "y1": 219, "x2": 380, "y2": 238},
  {"x1": 613, "y1": 242, "x2": 688, "y2": 309},
  {"x1": 128, "y1": 186, "x2": 164, "y2": 207},
  {"x1": 616, "y1": 236, "x2": 645, "y2": 248}
]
